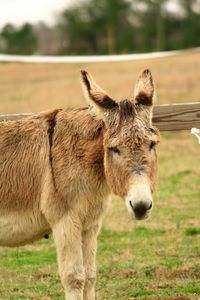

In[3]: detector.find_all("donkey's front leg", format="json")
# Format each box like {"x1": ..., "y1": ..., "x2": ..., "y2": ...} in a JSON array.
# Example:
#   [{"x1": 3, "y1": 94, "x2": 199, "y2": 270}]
[
  {"x1": 53, "y1": 215, "x2": 85, "y2": 300},
  {"x1": 82, "y1": 224, "x2": 100, "y2": 300}
]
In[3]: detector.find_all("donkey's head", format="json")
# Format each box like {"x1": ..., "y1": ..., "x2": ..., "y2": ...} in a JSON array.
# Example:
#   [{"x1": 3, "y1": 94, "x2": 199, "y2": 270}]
[{"x1": 81, "y1": 70, "x2": 159, "y2": 220}]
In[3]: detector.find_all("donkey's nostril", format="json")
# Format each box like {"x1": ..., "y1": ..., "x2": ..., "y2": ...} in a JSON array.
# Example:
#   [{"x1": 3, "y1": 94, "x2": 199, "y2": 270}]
[
  {"x1": 129, "y1": 200, "x2": 134, "y2": 210},
  {"x1": 147, "y1": 202, "x2": 152, "y2": 210}
]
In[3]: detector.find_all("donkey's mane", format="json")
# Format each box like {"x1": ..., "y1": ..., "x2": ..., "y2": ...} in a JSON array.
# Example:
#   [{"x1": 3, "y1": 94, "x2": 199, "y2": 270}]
[
  {"x1": 77, "y1": 100, "x2": 135, "y2": 123},
  {"x1": 119, "y1": 100, "x2": 135, "y2": 120}
]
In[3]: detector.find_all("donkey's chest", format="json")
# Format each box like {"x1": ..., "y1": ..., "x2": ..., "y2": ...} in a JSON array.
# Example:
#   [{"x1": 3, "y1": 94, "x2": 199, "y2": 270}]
[
  {"x1": 0, "y1": 210, "x2": 50, "y2": 247},
  {"x1": 79, "y1": 194, "x2": 110, "y2": 230}
]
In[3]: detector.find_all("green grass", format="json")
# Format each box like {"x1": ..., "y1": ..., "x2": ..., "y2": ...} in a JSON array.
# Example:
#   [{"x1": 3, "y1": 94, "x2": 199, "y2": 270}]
[
  {"x1": 96, "y1": 226, "x2": 200, "y2": 299},
  {"x1": 185, "y1": 227, "x2": 200, "y2": 236},
  {"x1": 1, "y1": 225, "x2": 200, "y2": 299},
  {"x1": 0, "y1": 132, "x2": 200, "y2": 300}
]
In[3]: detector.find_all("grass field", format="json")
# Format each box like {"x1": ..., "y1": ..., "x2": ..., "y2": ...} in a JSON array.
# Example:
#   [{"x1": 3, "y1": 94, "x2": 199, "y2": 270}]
[{"x1": 0, "y1": 50, "x2": 200, "y2": 300}]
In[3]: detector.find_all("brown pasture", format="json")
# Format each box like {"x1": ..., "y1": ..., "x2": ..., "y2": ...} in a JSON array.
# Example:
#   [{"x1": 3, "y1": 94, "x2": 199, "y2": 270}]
[{"x1": 0, "y1": 50, "x2": 200, "y2": 115}]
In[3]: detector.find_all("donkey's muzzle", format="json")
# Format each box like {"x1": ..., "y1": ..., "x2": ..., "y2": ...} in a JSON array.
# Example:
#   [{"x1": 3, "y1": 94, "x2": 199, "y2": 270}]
[
  {"x1": 130, "y1": 201, "x2": 152, "y2": 220},
  {"x1": 125, "y1": 181, "x2": 153, "y2": 220}
]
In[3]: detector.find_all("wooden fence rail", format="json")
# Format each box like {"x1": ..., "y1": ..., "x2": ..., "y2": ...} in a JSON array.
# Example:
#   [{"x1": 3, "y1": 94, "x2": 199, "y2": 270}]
[
  {"x1": 153, "y1": 102, "x2": 200, "y2": 131},
  {"x1": 0, "y1": 102, "x2": 200, "y2": 131}
]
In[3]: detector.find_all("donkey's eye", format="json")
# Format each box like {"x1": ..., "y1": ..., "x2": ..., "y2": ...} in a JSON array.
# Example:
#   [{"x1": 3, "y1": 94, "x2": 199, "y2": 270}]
[
  {"x1": 108, "y1": 147, "x2": 120, "y2": 155},
  {"x1": 150, "y1": 141, "x2": 155, "y2": 151}
]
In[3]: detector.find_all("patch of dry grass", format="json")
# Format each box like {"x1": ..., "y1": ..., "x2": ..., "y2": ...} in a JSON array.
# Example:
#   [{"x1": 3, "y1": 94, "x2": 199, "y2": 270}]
[{"x1": 0, "y1": 50, "x2": 200, "y2": 115}]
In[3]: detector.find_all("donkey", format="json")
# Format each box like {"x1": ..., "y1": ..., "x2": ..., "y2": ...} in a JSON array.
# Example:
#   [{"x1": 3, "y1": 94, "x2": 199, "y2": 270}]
[{"x1": 0, "y1": 69, "x2": 159, "y2": 300}]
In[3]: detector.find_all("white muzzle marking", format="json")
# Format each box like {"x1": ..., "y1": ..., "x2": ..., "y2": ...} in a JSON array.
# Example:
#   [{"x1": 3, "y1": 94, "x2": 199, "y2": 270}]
[{"x1": 125, "y1": 182, "x2": 153, "y2": 220}]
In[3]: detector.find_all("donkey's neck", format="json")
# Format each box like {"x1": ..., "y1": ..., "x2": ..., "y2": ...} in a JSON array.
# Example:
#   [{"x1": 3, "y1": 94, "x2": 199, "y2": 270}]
[
  {"x1": 61, "y1": 107, "x2": 104, "y2": 139},
  {"x1": 53, "y1": 108, "x2": 108, "y2": 196}
]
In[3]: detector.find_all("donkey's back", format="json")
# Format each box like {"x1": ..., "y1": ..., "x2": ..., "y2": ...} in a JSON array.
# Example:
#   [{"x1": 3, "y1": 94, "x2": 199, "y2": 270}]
[{"x1": 0, "y1": 110, "x2": 58, "y2": 246}]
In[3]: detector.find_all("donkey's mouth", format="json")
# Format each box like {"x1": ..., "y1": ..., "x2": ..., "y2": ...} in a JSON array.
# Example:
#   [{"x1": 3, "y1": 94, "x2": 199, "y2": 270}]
[
  {"x1": 126, "y1": 199, "x2": 153, "y2": 220},
  {"x1": 125, "y1": 182, "x2": 153, "y2": 220}
]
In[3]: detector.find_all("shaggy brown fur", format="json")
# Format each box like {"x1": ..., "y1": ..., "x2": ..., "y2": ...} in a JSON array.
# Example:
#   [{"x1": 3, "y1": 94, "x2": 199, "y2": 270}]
[{"x1": 0, "y1": 69, "x2": 159, "y2": 300}]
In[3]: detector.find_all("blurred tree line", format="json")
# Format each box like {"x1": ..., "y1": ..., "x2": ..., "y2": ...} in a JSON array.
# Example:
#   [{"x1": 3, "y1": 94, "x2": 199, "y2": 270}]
[
  {"x1": 0, "y1": 23, "x2": 37, "y2": 54},
  {"x1": 0, "y1": 0, "x2": 200, "y2": 55}
]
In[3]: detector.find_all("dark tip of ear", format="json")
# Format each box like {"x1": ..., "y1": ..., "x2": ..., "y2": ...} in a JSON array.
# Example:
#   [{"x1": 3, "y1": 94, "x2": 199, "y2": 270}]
[
  {"x1": 142, "y1": 69, "x2": 153, "y2": 84},
  {"x1": 143, "y1": 69, "x2": 151, "y2": 75},
  {"x1": 80, "y1": 70, "x2": 91, "y2": 90},
  {"x1": 80, "y1": 69, "x2": 87, "y2": 76},
  {"x1": 135, "y1": 92, "x2": 153, "y2": 106}
]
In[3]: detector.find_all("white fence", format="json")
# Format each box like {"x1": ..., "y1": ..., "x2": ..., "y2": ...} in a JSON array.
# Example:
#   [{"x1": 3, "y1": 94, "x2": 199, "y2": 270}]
[{"x1": 0, "y1": 48, "x2": 199, "y2": 64}]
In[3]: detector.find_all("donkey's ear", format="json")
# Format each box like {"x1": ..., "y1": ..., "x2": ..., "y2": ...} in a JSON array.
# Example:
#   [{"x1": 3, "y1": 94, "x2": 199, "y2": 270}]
[
  {"x1": 134, "y1": 69, "x2": 154, "y2": 107},
  {"x1": 80, "y1": 70, "x2": 118, "y2": 119}
]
